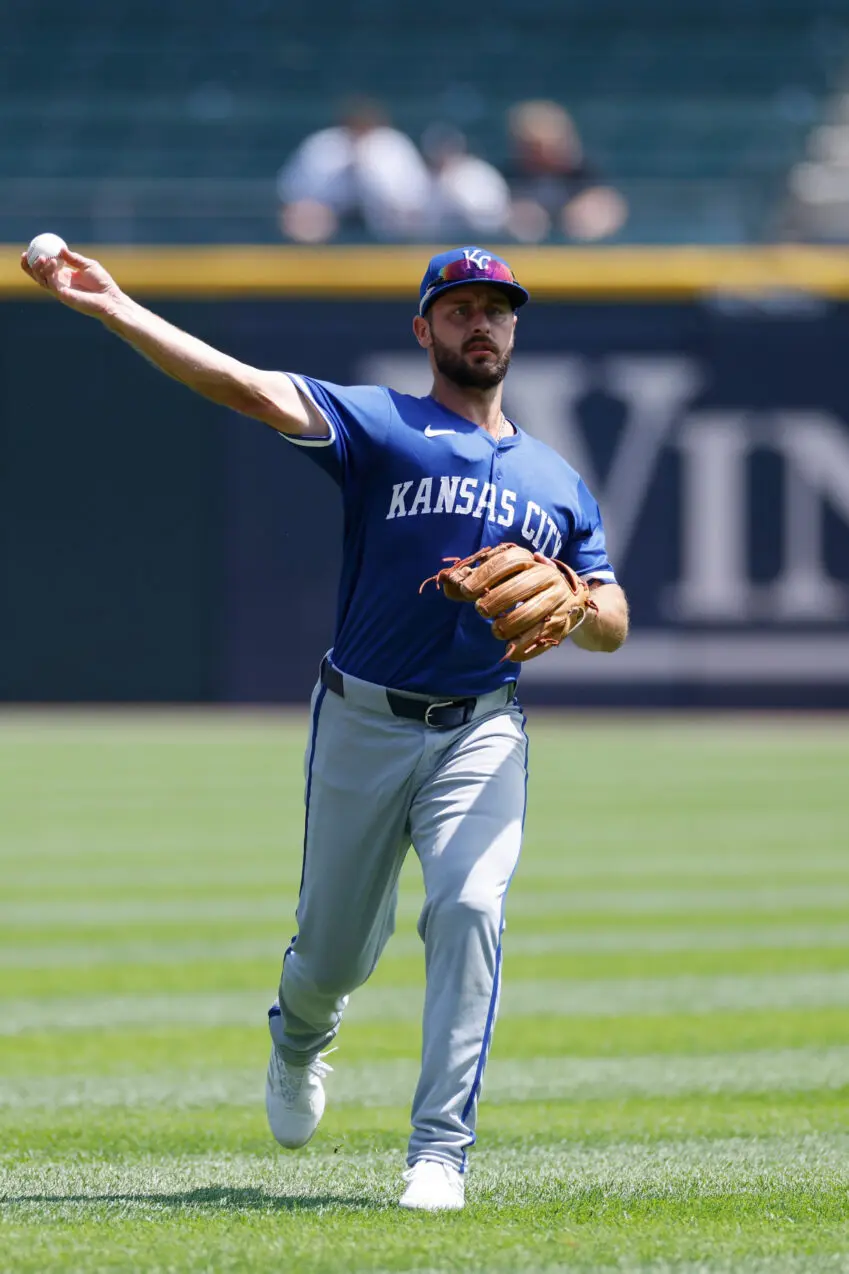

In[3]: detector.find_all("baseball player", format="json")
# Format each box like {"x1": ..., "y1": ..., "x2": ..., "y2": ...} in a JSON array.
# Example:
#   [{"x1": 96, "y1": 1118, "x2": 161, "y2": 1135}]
[{"x1": 22, "y1": 242, "x2": 629, "y2": 1211}]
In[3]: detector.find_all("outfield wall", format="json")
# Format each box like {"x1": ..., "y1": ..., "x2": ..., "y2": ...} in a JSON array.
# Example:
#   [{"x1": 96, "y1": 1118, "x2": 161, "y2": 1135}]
[{"x1": 2, "y1": 246, "x2": 848, "y2": 706}]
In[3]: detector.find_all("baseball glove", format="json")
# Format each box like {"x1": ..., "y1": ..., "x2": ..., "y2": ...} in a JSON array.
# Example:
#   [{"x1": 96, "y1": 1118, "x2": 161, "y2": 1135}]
[{"x1": 421, "y1": 542, "x2": 598, "y2": 662}]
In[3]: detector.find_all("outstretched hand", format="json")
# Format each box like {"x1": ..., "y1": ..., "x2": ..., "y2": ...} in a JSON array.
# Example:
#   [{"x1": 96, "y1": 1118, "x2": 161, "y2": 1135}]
[{"x1": 20, "y1": 246, "x2": 123, "y2": 319}]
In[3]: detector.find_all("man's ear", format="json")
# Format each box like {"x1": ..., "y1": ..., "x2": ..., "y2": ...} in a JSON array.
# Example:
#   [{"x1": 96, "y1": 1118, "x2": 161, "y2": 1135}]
[{"x1": 412, "y1": 314, "x2": 432, "y2": 349}]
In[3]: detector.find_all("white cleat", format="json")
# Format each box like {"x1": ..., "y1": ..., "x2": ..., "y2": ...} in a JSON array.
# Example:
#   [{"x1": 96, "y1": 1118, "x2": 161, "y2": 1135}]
[
  {"x1": 265, "y1": 1045, "x2": 333, "y2": 1149},
  {"x1": 399, "y1": 1159, "x2": 466, "y2": 1211}
]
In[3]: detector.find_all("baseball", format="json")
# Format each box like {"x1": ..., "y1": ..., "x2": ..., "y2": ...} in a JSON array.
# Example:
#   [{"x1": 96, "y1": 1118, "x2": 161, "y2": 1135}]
[{"x1": 26, "y1": 233, "x2": 67, "y2": 267}]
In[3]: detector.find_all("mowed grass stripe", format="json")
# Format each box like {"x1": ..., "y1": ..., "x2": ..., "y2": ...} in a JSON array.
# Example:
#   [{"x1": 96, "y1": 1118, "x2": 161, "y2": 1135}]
[
  {"x1": 4, "y1": 1134, "x2": 849, "y2": 1199},
  {"x1": 6, "y1": 943, "x2": 849, "y2": 997},
  {"x1": 4, "y1": 880, "x2": 848, "y2": 914},
  {"x1": 586, "y1": 1262, "x2": 849, "y2": 1274},
  {"x1": 5, "y1": 1006, "x2": 849, "y2": 1077},
  {"x1": 5, "y1": 884, "x2": 849, "y2": 926},
  {"x1": 4, "y1": 970, "x2": 849, "y2": 1033},
  {"x1": 2, "y1": 923, "x2": 849, "y2": 969},
  {"x1": 5, "y1": 1006, "x2": 849, "y2": 1080},
  {"x1": 4, "y1": 1047, "x2": 849, "y2": 1110},
  {"x1": 4, "y1": 1090, "x2": 847, "y2": 1156},
  {"x1": 6, "y1": 856, "x2": 849, "y2": 881},
  {"x1": 5, "y1": 908, "x2": 849, "y2": 951},
  {"x1": 1, "y1": 1211, "x2": 847, "y2": 1274}
]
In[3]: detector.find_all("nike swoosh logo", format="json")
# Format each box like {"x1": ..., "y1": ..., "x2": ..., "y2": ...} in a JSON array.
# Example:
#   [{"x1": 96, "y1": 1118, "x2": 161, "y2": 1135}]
[{"x1": 424, "y1": 425, "x2": 456, "y2": 437}]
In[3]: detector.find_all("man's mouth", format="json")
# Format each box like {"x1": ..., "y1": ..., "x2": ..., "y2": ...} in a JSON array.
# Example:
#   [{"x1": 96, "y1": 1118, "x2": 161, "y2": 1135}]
[{"x1": 465, "y1": 343, "x2": 498, "y2": 355}]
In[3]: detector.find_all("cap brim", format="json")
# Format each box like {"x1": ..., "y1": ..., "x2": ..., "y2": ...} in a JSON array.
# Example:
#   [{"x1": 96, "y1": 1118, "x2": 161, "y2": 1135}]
[{"x1": 419, "y1": 278, "x2": 530, "y2": 315}]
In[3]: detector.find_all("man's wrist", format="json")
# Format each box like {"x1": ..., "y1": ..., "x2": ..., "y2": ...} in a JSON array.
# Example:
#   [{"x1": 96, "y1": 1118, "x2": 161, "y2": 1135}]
[{"x1": 100, "y1": 291, "x2": 134, "y2": 332}]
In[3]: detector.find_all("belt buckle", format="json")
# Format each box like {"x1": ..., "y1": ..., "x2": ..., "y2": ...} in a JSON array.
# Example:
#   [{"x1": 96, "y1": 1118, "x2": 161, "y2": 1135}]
[{"x1": 424, "y1": 699, "x2": 456, "y2": 728}]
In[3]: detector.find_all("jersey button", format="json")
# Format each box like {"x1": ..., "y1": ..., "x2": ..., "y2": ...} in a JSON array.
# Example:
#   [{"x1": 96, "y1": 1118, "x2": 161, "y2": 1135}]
[{"x1": 495, "y1": 469, "x2": 503, "y2": 480}]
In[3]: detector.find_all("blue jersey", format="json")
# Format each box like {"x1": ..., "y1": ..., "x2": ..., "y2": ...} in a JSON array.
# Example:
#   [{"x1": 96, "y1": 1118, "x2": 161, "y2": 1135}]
[{"x1": 283, "y1": 375, "x2": 616, "y2": 697}]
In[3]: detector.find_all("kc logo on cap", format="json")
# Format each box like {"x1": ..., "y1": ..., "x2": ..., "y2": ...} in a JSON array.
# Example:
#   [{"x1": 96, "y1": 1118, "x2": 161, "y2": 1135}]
[{"x1": 418, "y1": 247, "x2": 531, "y2": 316}]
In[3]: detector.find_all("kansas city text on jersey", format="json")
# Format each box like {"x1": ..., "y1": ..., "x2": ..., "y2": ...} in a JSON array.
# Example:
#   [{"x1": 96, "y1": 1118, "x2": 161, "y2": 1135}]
[
  {"x1": 280, "y1": 375, "x2": 615, "y2": 694},
  {"x1": 384, "y1": 475, "x2": 563, "y2": 558}
]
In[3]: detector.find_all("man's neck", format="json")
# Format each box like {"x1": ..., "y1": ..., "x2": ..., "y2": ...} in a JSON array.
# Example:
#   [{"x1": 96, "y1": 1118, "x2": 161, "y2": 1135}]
[{"x1": 429, "y1": 379, "x2": 505, "y2": 436}]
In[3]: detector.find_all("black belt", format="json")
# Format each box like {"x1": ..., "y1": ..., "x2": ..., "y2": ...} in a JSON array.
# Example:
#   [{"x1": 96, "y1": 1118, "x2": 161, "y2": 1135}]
[{"x1": 320, "y1": 658, "x2": 478, "y2": 729}]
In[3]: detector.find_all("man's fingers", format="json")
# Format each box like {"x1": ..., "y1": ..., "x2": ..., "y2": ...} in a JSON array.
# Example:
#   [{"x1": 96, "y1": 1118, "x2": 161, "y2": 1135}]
[
  {"x1": 24, "y1": 257, "x2": 66, "y2": 293},
  {"x1": 42, "y1": 258, "x2": 64, "y2": 286},
  {"x1": 60, "y1": 247, "x2": 94, "y2": 268},
  {"x1": 31, "y1": 263, "x2": 54, "y2": 288},
  {"x1": 21, "y1": 246, "x2": 103, "y2": 301},
  {"x1": 19, "y1": 252, "x2": 53, "y2": 285}
]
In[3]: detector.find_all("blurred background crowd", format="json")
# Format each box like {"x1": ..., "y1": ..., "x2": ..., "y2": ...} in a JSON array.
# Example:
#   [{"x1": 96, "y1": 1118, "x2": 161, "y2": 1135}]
[
  {"x1": 276, "y1": 95, "x2": 628, "y2": 245},
  {"x1": 2, "y1": 0, "x2": 849, "y2": 246}
]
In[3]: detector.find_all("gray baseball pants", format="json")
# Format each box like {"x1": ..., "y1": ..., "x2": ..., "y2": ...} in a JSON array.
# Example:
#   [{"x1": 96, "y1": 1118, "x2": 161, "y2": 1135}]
[{"x1": 270, "y1": 656, "x2": 528, "y2": 1171}]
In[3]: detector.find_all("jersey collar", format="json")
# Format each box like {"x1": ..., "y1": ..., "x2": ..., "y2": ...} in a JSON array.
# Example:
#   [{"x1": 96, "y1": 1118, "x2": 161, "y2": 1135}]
[{"x1": 426, "y1": 395, "x2": 523, "y2": 450}]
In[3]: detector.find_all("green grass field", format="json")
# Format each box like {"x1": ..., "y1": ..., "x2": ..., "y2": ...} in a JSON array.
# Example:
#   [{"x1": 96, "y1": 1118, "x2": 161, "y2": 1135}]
[{"x1": 1, "y1": 711, "x2": 848, "y2": 1273}]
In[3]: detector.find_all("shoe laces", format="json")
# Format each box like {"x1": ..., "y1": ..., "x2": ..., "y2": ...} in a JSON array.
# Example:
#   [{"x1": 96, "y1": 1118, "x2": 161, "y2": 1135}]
[
  {"x1": 310, "y1": 1049, "x2": 335, "y2": 1081},
  {"x1": 271, "y1": 1047, "x2": 335, "y2": 1103}
]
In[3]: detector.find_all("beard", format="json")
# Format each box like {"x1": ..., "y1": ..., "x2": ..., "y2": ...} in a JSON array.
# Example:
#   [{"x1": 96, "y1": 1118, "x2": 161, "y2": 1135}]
[{"x1": 430, "y1": 333, "x2": 513, "y2": 389}]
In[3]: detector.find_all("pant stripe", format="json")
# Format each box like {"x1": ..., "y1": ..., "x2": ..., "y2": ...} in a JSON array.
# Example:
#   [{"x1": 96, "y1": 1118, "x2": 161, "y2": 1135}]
[
  {"x1": 292, "y1": 682, "x2": 327, "y2": 931},
  {"x1": 461, "y1": 939, "x2": 503, "y2": 1126}
]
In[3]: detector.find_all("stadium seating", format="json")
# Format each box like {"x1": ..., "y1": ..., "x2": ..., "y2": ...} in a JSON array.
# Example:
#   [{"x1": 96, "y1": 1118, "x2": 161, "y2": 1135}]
[{"x1": 1, "y1": 0, "x2": 847, "y2": 242}]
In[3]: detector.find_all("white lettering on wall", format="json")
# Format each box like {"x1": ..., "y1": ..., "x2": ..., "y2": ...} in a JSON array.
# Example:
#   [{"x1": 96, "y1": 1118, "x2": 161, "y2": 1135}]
[
  {"x1": 672, "y1": 414, "x2": 751, "y2": 620},
  {"x1": 670, "y1": 411, "x2": 849, "y2": 621}
]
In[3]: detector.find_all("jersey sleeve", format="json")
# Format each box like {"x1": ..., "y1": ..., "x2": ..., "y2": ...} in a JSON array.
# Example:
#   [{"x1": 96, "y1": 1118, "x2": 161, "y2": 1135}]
[
  {"x1": 280, "y1": 375, "x2": 392, "y2": 484},
  {"x1": 562, "y1": 478, "x2": 617, "y2": 583}
]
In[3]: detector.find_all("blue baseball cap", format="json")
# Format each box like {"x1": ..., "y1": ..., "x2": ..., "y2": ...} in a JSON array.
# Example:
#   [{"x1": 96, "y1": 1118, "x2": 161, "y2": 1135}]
[{"x1": 419, "y1": 247, "x2": 530, "y2": 316}]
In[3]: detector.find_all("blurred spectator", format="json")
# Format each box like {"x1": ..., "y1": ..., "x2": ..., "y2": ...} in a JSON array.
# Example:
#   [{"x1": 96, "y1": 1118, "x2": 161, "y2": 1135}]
[
  {"x1": 504, "y1": 100, "x2": 628, "y2": 243},
  {"x1": 276, "y1": 96, "x2": 431, "y2": 242},
  {"x1": 420, "y1": 123, "x2": 511, "y2": 238},
  {"x1": 778, "y1": 115, "x2": 849, "y2": 242}
]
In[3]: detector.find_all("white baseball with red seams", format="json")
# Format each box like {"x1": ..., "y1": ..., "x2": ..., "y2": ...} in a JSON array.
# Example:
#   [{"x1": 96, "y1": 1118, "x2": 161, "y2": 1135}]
[{"x1": 26, "y1": 234, "x2": 67, "y2": 267}]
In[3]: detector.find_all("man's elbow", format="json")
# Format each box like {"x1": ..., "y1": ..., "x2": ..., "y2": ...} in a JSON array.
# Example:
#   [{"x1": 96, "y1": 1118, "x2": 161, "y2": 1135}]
[
  {"x1": 597, "y1": 630, "x2": 627, "y2": 653},
  {"x1": 569, "y1": 583, "x2": 630, "y2": 652},
  {"x1": 573, "y1": 610, "x2": 629, "y2": 653},
  {"x1": 605, "y1": 608, "x2": 630, "y2": 651},
  {"x1": 590, "y1": 624, "x2": 628, "y2": 653}
]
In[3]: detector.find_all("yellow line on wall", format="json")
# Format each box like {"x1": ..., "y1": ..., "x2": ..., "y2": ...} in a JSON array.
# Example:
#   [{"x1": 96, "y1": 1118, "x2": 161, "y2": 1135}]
[{"x1": 4, "y1": 244, "x2": 849, "y2": 299}]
